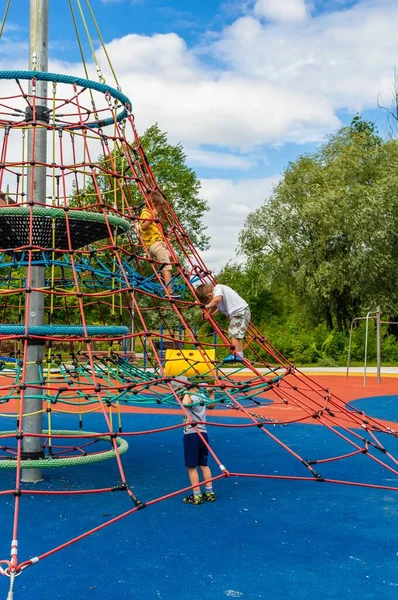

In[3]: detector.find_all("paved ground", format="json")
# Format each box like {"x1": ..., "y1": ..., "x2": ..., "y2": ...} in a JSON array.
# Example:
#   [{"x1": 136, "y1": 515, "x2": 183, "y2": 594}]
[{"x1": 0, "y1": 373, "x2": 397, "y2": 600}]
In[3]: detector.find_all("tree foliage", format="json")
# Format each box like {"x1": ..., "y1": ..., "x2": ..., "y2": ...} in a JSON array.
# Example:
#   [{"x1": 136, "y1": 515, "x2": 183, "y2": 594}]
[
  {"x1": 74, "y1": 123, "x2": 209, "y2": 251},
  {"x1": 137, "y1": 125, "x2": 209, "y2": 251},
  {"x1": 239, "y1": 116, "x2": 398, "y2": 333}
]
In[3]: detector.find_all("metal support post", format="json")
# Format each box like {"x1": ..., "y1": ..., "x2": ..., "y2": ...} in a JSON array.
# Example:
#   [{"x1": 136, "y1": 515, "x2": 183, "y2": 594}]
[{"x1": 22, "y1": 0, "x2": 48, "y2": 483}]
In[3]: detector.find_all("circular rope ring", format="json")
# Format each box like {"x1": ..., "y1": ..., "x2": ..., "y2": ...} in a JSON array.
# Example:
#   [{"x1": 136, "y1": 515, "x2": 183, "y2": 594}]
[
  {"x1": 0, "y1": 430, "x2": 129, "y2": 468},
  {"x1": 0, "y1": 206, "x2": 131, "y2": 229},
  {"x1": 0, "y1": 206, "x2": 131, "y2": 249},
  {"x1": 0, "y1": 70, "x2": 132, "y2": 129},
  {"x1": 0, "y1": 325, "x2": 129, "y2": 336}
]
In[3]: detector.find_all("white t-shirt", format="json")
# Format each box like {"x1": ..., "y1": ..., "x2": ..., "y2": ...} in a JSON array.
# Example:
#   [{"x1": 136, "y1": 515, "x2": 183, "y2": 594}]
[{"x1": 213, "y1": 284, "x2": 248, "y2": 318}]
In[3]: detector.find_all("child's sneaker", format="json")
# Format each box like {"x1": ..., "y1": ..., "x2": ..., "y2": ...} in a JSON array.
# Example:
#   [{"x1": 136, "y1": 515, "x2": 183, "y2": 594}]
[
  {"x1": 223, "y1": 353, "x2": 243, "y2": 363},
  {"x1": 183, "y1": 493, "x2": 203, "y2": 505},
  {"x1": 203, "y1": 490, "x2": 216, "y2": 502}
]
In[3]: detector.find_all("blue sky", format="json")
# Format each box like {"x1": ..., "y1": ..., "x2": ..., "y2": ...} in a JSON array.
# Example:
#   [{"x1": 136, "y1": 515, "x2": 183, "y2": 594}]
[{"x1": 1, "y1": 0, "x2": 396, "y2": 269}]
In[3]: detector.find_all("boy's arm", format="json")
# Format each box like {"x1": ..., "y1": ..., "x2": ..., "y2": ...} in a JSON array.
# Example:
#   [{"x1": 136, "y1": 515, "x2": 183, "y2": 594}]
[
  {"x1": 182, "y1": 393, "x2": 193, "y2": 406},
  {"x1": 206, "y1": 295, "x2": 222, "y2": 311},
  {"x1": 207, "y1": 389, "x2": 216, "y2": 410},
  {"x1": 157, "y1": 208, "x2": 169, "y2": 235},
  {"x1": 140, "y1": 209, "x2": 158, "y2": 231}
]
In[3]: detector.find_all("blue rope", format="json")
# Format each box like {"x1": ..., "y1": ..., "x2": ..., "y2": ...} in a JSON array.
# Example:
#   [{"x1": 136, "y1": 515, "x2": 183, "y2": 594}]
[
  {"x1": 0, "y1": 251, "x2": 189, "y2": 298},
  {"x1": 0, "y1": 71, "x2": 132, "y2": 129},
  {"x1": 0, "y1": 325, "x2": 128, "y2": 336}
]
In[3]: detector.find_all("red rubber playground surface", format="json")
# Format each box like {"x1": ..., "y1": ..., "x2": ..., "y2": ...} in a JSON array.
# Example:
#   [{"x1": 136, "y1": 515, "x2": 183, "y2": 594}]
[
  {"x1": 0, "y1": 372, "x2": 397, "y2": 600},
  {"x1": 117, "y1": 371, "x2": 398, "y2": 428},
  {"x1": 2, "y1": 370, "x2": 394, "y2": 419}
]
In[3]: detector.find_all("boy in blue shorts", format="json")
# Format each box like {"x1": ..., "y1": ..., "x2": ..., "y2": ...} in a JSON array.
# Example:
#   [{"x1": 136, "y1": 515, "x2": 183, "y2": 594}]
[{"x1": 171, "y1": 376, "x2": 216, "y2": 505}]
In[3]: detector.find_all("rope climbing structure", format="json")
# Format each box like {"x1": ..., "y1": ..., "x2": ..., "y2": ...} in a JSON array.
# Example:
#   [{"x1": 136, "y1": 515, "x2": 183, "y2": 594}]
[{"x1": 0, "y1": 1, "x2": 397, "y2": 596}]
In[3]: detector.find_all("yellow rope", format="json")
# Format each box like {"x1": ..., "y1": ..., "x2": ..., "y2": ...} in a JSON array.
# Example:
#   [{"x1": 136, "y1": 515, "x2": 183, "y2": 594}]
[
  {"x1": 68, "y1": 0, "x2": 99, "y2": 122},
  {"x1": 32, "y1": 0, "x2": 39, "y2": 70},
  {"x1": 85, "y1": 0, "x2": 121, "y2": 90},
  {"x1": 0, "y1": 0, "x2": 12, "y2": 39},
  {"x1": 75, "y1": 0, "x2": 105, "y2": 83},
  {"x1": 0, "y1": 406, "x2": 113, "y2": 418}
]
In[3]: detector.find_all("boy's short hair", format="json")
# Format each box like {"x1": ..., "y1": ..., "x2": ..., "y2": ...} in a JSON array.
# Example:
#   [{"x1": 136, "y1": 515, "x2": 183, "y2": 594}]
[
  {"x1": 151, "y1": 189, "x2": 164, "y2": 206},
  {"x1": 195, "y1": 283, "x2": 213, "y2": 303},
  {"x1": 171, "y1": 376, "x2": 190, "y2": 391}
]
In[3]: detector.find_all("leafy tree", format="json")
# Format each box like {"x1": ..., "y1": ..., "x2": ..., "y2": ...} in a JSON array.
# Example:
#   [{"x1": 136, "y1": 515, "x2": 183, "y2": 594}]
[
  {"x1": 74, "y1": 123, "x2": 209, "y2": 251},
  {"x1": 239, "y1": 117, "x2": 398, "y2": 332},
  {"x1": 136, "y1": 124, "x2": 209, "y2": 251},
  {"x1": 217, "y1": 260, "x2": 283, "y2": 326}
]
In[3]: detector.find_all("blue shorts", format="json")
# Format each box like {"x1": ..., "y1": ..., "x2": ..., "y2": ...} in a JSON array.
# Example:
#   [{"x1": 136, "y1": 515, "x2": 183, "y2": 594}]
[{"x1": 183, "y1": 432, "x2": 209, "y2": 468}]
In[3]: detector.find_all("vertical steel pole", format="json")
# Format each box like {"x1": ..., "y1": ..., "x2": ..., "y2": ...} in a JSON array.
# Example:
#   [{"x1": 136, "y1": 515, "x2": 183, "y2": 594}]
[
  {"x1": 363, "y1": 312, "x2": 372, "y2": 387},
  {"x1": 131, "y1": 303, "x2": 135, "y2": 353},
  {"x1": 22, "y1": 0, "x2": 48, "y2": 482},
  {"x1": 376, "y1": 306, "x2": 381, "y2": 384},
  {"x1": 346, "y1": 318, "x2": 356, "y2": 380}
]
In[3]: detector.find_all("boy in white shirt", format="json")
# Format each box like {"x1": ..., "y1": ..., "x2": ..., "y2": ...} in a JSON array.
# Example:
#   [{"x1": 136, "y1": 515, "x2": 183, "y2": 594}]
[{"x1": 196, "y1": 283, "x2": 251, "y2": 362}]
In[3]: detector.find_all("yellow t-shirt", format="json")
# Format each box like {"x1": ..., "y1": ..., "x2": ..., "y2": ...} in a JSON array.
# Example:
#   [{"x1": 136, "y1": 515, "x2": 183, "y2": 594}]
[{"x1": 139, "y1": 208, "x2": 163, "y2": 248}]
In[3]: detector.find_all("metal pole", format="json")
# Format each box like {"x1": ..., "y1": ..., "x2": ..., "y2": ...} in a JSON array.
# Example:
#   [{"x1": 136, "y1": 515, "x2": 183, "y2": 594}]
[
  {"x1": 159, "y1": 324, "x2": 164, "y2": 360},
  {"x1": 179, "y1": 323, "x2": 183, "y2": 349},
  {"x1": 130, "y1": 293, "x2": 135, "y2": 354},
  {"x1": 376, "y1": 306, "x2": 381, "y2": 384},
  {"x1": 346, "y1": 318, "x2": 356, "y2": 380},
  {"x1": 22, "y1": 0, "x2": 48, "y2": 483},
  {"x1": 363, "y1": 311, "x2": 372, "y2": 387}
]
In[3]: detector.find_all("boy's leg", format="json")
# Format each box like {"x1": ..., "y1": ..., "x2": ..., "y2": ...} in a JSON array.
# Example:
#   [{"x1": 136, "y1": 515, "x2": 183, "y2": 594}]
[
  {"x1": 199, "y1": 465, "x2": 216, "y2": 502},
  {"x1": 198, "y1": 433, "x2": 216, "y2": 501},
  {"x1": 162, "y1": 267, "x2": 172, "y2": 290},
  {"x1": 231, "y1": 337, "x2": 243, "y2": 354},
  {"x1": 183, "y1": 434, "x2": 204, "y2": 504},
  {"x1": 199, "y1": 464, "x2": 212, "y2": 483},
  {"x1": 227, "y1": 308, "x2": 251, "y2": 359},
  {"x1": 187, "y1": 466, "x2": 201, "y2": 494},
  {"x1": 151, "y1": 241, "x2": 173, "y2": 292}
]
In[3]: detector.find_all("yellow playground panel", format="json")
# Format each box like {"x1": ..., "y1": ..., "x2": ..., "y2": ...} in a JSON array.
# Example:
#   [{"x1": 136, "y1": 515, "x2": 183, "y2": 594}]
[{"x1": 164, "y1": 349, "x2": 216, "y2": 377}]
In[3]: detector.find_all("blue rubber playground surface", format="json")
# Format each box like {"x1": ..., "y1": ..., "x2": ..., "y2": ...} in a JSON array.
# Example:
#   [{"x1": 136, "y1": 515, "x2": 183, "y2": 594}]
[{"x1": 0, "y1": 396, "x2": 398, "y2": 600}]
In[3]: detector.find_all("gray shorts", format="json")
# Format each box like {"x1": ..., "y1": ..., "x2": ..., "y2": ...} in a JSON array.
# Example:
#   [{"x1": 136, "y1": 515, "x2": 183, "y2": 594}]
[{"x1": 228, "y1": 307, "x2": 251, "y2": 339}]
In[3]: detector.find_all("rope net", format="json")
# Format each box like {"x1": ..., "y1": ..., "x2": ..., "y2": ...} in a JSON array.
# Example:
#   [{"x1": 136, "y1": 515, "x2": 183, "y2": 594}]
[{"x1": 0, "y1": 6, "x2": 396, "y2": 593}]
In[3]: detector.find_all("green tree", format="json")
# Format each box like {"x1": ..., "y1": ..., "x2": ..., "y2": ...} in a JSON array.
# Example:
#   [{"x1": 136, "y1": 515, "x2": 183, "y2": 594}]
[
  {"x1": 239, "y1": 117, "x2": 398, "y2": 332},
  {"x1": 137, "y1": 124, "x2": 209, "y2": 251},
  {"x1": 69, "y1": 124, "x2": 209, "y2": 330},
  {"x1": 217, "y1": 260, "x2": 282, "y2": 326},
  {"x1": 74, "y1": 123, "x2": 209, "y2": 251}
]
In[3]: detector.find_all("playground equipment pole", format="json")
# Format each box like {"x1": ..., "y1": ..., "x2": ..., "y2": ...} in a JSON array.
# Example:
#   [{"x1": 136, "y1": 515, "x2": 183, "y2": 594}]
[
  {"x1": 22, "y1": 0, "x2": 48, "y2": 482},
  {"x1": 376, "y1": 306, "x2": 381, "y2": 384}
]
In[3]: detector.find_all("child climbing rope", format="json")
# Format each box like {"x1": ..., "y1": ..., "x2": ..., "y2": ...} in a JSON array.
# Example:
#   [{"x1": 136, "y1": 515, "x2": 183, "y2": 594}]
[
  {"x1": 196, "y1": 283, "x2": 251, "y2": 362},
  {"x1": 139, "y1": 189, "x2": 173, "y2": 294},
  {"x1": 171, "y1": 376, "x2": 216, "y2": 505}
]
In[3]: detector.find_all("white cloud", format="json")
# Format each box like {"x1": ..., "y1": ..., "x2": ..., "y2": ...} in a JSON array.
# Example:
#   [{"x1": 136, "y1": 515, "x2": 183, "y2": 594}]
[
  {"x1": 254, "y1": 0, "x2": 308, "y2": 22},
  {"x1": 2, "y1": 1, "x2": 397, "y2": 155},
  {"x1": 95, "y1": 34, "x2": 338, "y2": 150},
  {"x1": 212, "y1": 2, "x2": 398, "y2": 113},
  {"x1": 200, "y1": 176, "x2": 280, "y2": 271},
  {"x1": 1, "y1": 0, "x2": 398, "y2": 269},
  {"x1": 186, "y1": 148, "x2": 257, "y2": 170},
  {"x1": 84, "y1": 0, "x2": 398, "y2": 154}
]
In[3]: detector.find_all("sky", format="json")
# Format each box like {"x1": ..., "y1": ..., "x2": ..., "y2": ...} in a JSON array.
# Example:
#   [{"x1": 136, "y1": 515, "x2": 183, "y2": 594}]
[{"x1": 1, "y1": 0, "x2": 398, "y2": 272}]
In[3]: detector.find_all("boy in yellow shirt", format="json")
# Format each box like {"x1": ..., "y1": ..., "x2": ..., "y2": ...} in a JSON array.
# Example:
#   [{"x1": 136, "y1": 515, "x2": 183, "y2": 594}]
[{"x1": 139, "y1": 190, "x2": 173, "y2": 293}]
